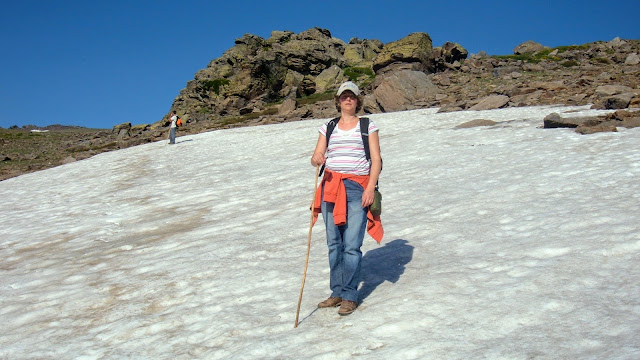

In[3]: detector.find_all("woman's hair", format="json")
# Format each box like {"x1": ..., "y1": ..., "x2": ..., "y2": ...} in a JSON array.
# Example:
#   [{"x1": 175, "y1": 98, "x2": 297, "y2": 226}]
[{"x1": 334, "y1": 93, "x2": 364, "y2": 113}]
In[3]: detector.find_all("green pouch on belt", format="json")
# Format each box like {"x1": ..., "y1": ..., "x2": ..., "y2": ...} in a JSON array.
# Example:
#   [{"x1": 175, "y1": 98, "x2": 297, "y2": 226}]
[{"x1": 370, "y1": 190, "x2": 382, "y2": 216}]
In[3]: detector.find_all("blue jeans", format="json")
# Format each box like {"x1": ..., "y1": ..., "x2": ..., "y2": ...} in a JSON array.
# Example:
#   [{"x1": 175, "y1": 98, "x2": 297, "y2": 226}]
[
  {"x1": 321, "y1": 179, "x2": 368, "y2": 302},
  {"x1": 169, "y1": 127, "x2": 176, "y2": 144}
]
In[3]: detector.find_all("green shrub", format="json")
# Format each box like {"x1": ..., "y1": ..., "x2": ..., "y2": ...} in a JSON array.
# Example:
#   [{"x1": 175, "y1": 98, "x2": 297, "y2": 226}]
[
  {"x1": 201, "y1": 79, "x2": 230, "y2": 95},
  {"x1": 561, "y1": 60, "x2": 579, "y2": 67},
  {"x1": 343, "y1": 67, "x2": 375, "y2": 82}
]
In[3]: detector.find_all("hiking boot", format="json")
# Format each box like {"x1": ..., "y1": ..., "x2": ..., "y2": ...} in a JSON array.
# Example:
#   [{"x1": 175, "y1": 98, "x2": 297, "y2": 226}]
[
  {"x1": 317, "y1": 297, "x2": 342, "y2": 308},
  {"x1": 338, "y1": 300, "x2": 358, "y2": 316}
]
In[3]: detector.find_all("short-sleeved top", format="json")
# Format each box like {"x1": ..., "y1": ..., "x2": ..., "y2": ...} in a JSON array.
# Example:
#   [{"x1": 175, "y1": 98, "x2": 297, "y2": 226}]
[
  {"x1": 319, "y1": 118, "x2": 379, "y2": 175},
  {"x1": 170, "y1": 115, "x2": 178, "y2": 129}
]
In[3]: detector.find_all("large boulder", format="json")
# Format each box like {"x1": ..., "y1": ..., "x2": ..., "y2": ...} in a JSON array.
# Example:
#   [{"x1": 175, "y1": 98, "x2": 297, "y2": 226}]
[
  {"x1": 593, "y1": 84, "x2": 637, "y2": 110},
  {"x1": 605, "y1": 94, "x2": 633, "y2": 109},
  {"x1": 265, "y1": 30, "x2": 294, "y2": 45},
  {"x1": 595, "y1": 84, "x2": 635, "y2": 96},
  {"x1": 362, "y1": 94, "x2": 381, "y2": 114},
  {"x1": 433, "y1": 42, "x2": 469, "y2": 71},
  {"x1": 113, "y1": 122, "x2": 131, "y2": 139},
  {"x1": 514, "y1": 40, "x2": 545, "y2": 55},
  {"x1": 280, "y1": 69, "x2": 305, "y2": 98},
  {"x1": 372, "y1": 32, "x2": 435, "y2": 74},
  {"x1": 129, "y1": 124, "x2": 150, "y2": 136},
  {"x1": 315, "y1": 65, "x2": 347, "y2": 93},
  {"x1": 469, "y1": 95, "x2": 510, "y2": 111},
  {"x1": 434, "y1": 42, "x2": 468, "y2": 63},
  {"x1": 608, "y1": 37, "x2": 627, "y2": 48},
  {"x1": 343, "y1": 38, "x2": 383, "y2": 67},
  {"x1": 372, "y1": 70, "x2": 438, "y2": 112},
  {"x1": 625, "y1": 53, "x2": 640, "y2": 65},
  {"x1": 272, "y1": 27, "x2": 346, "y2": 75},
  {"x1": 278, "y1": 98, "x2": 297, "y2": 115}
]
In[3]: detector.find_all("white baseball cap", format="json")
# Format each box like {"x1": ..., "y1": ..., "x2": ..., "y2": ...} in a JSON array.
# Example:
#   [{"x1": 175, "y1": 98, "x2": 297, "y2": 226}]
[{"x1": 336, "y1": 81, "x2": 360, "y2": 96}]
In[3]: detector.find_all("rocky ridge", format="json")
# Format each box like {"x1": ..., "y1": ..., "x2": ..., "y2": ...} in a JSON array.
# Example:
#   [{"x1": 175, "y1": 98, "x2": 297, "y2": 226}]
[{"x1": 1, "y1": 28, "x2": 639, "y2": 181}]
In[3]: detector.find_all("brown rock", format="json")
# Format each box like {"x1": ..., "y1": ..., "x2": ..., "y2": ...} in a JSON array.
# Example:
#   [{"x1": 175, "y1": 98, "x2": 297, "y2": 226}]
[
  {"x1": 625, "y1": 53, "x2": 640, "y2": 65},
  {"x1": 373, "y1": 70, "x2": 438, "y2": 112},
  {"x1": 514, "y1": 41, "x2": 545, "y2": 55},
  {"x1": 543, "y1": 113, "x2": 600, "y2": 128},
  {"x1": 455, "y1": 119, "x2": 498, "y2": 129},
  {"x1": 595, "y1": 85, "x2": 634, "y2": 96},
  {"x1": 622, "y1": 117, "x2": 640, "y2": 128},
  {"x1": 372, "y1": 32, "x2": 434, "y2": 74},
  {"x1": 61, "y1": 156, "x2": 77, "y2": 164},
  {"x1": 278, "y1": 98, "x2": 297, "y2": 115},
  {"x1": 469, "y1": 95, "x2": 510, "y2": 111},
  {"x1": 576, "y1": 123, "x2": 618, "y2": 134},
  {"x1": 605, "y1": 94, "x2": 632, "y2": 109}
]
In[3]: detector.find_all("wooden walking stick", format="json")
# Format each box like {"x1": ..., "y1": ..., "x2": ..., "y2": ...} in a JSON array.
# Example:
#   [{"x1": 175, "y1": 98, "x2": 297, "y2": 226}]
[{"x1": 295, "y1": 165, "x2": 320, "y2": 328}]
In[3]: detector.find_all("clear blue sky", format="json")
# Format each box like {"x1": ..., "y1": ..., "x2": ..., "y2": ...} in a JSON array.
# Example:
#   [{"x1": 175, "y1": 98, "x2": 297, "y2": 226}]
[{"x1": 2, "y1": 0, "x2": 638, "y2": 129}]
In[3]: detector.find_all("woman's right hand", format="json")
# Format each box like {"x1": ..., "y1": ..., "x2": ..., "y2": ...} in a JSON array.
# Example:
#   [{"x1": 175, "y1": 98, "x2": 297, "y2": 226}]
[{"x1": 311, "y1": 152, "x2": 325, "y2": 167}]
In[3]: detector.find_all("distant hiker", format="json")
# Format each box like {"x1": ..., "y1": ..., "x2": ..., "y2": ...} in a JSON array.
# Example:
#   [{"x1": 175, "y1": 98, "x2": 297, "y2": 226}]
[
  {"x1": 168, "y1": 111, "x2": 178, "y2": 144},
  {"x1": 310, "y1": 81, "x2": 383, "y2": 316}
]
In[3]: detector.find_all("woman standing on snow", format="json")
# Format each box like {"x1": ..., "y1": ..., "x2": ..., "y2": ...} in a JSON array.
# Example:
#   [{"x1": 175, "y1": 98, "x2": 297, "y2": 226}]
[{"x1": 310, "y1": 81, "x2": 383, "y2": 316}]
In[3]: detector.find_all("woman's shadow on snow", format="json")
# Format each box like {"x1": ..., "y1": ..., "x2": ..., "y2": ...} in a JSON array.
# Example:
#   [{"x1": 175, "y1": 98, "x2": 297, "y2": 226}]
[{"x1": 359, "y1": 239, "x2": 413, "y2": 303}]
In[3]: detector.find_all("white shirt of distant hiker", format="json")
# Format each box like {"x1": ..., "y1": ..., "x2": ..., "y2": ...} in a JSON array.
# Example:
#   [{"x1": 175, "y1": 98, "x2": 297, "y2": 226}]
[{"x1": 170, "y1": 114, "x2": 178, "y2": 128}]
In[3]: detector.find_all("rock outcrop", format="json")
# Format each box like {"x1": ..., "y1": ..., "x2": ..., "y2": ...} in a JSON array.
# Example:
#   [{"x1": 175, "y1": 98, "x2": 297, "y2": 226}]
[
  {"x1": 371, "y1": 32, "x2": 435, "y2": 74},
  {"x1": 2, "y1": 31, "x2": 640, "y2": 181},
  {"x1": 161, "y1": 31, "x2": 638, "y2": 135},
  {"x1": 164, "y1": 28, "x2": 463, "y2": 127}
]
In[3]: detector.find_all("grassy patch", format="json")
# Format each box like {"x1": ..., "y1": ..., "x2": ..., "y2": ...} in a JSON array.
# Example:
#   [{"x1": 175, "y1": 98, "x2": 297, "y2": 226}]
[
  {"x1": 493, "y1": 54, "x2": 540, "y2": 62},
  {"x1": 0, "y1": 131, "x2": 43, "y2": 140},
  {"x1": 554, "y1": 44, "x2": 590, "y2": 53},
  {"x1": 561, "y1": 60, "x2": 580, "y2": 67},
  {"x1": 0, "y1": 127, "x2": 110, "y2": 180},
  {"x1": 217, "y1": 107, "x2": 279, "y2": 127},
  {"x1": 298, "y1": 91, "x2": 335, "y2": 106},
  {"x1": 344, "y1": 67, "x2": 375, "y2": 82},
  {"x1": 493, "y1": 44, "x2": 593, "y2": 63}
]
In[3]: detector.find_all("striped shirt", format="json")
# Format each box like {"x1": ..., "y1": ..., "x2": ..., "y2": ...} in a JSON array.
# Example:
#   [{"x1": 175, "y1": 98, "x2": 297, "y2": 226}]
[{"x1": 319, "y1": 119, "x2": 379, "y2": 175}]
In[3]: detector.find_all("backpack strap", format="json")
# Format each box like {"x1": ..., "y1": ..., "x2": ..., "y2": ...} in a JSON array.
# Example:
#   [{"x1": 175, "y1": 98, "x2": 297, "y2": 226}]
[
  {"x1": 359, "y1": 117, "x2": 380, "y2": 190},
  {"x1": 318, "y1": 117, "x2": 340, "y2": 177},
  {"x1": 360, "y1": 117, "x2": 371, "y2": 162}
]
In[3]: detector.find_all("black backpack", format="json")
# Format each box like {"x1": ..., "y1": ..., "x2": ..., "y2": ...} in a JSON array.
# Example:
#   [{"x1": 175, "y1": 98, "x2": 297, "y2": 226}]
[{"x1": 319, "y1": 117, "x2": 381, "y2": 178}]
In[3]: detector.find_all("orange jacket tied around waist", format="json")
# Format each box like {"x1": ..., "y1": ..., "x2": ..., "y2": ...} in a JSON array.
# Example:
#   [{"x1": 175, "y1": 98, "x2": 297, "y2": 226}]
[{"x1": 312, "y1": 170, "x2": 384, "y2": 243}]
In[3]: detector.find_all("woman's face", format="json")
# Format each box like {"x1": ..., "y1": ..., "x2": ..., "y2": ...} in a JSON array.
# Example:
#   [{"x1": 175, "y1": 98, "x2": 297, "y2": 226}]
[{"x1": 339, "y1": 91, "x2": 358, "y2": 112}]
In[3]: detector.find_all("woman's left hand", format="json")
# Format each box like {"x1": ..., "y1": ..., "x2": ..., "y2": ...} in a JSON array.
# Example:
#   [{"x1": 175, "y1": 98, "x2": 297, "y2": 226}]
[{"x1": 361, "y1": 188, "x2": 375, "y2": 208}]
